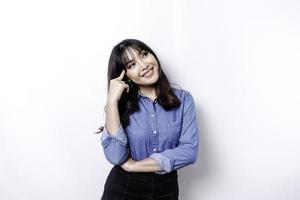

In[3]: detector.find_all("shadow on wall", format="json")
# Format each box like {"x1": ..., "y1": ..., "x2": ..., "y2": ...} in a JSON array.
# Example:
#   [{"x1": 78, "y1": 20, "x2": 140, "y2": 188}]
[{"x1": 178, "y1": 103, "x2": 216, "y2": 199}]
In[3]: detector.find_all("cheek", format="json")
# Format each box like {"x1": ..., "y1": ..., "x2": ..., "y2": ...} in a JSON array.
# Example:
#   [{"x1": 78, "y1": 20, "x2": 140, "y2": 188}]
[
  {"x1": 126, "y1": 71, "x2": 138, "y2": 79},
  {"x1": 154, "y1": 65, "x2": 160, "y2": 73},
  {"x1": 125, "y1": 72, "x2": 132, "y2": 80}
]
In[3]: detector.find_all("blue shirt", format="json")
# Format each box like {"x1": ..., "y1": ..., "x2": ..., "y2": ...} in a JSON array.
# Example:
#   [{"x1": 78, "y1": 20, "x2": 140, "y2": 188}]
[{"x1": 101, "y1": 88, "x2": 200, "y2": 175}]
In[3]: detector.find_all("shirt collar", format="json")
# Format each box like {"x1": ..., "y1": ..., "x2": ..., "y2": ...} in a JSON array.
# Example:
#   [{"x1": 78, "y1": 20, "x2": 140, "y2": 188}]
[{"x1": 137, "y1": 90, "x2": 159, "y2": 103}]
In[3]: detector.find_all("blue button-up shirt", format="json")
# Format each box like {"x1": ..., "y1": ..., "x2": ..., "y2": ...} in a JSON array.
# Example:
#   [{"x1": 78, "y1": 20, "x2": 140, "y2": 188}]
[{"x1": 101, "y1": 88, "x2": 200, "y2": 174}]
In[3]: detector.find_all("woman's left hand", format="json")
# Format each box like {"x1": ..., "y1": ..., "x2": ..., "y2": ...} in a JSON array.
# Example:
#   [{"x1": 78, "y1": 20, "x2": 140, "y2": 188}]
[{"x1": 121, "y1": 157, "x2": 136, "y2": 172}]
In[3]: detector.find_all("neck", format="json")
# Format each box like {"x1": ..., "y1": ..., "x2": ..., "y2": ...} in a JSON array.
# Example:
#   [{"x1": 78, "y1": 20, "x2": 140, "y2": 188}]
[{"x1": 138, "y1": 86, "x2": 157, "y2": 100}]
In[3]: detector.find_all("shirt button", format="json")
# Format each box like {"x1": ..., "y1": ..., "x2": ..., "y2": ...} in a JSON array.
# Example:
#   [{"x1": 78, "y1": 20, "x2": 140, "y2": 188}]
[
  {"x1": 153, "y1": 148, "x2": 157, "y2": 152},
  {"x1": 153, "y1": 130, "x2": 157, "y2": 134},
  {"x1": 150, "y1": 114, "x2": 154, "y2": 117}
]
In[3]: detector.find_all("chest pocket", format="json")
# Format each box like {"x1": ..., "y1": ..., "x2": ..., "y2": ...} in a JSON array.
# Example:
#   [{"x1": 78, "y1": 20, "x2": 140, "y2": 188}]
[{"x1": 167, "y1": 120, "x2": 182, "y2": 146}]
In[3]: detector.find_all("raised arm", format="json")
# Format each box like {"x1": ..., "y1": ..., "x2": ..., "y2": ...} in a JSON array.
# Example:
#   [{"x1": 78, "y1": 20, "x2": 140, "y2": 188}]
[{"x1": 101, "y1": 70, "x2": 130, "y2": 165}]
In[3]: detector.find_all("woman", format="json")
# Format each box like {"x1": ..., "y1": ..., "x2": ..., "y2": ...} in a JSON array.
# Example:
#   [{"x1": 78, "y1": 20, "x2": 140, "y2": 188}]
[{"x1": 98, "y1": 39, "x2": 200, "y2": 200}]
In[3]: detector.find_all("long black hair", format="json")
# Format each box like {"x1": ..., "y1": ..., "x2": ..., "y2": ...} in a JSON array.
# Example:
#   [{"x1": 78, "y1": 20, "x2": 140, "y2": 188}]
[{"x1": 95, "y1": 39, "x2": 181, "y2": 133}]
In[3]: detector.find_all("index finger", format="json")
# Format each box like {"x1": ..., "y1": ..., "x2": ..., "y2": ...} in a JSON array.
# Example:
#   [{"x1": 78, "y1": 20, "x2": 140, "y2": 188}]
[{"x1": 116, "y1": 69, "x2": 125, "y2": 80}]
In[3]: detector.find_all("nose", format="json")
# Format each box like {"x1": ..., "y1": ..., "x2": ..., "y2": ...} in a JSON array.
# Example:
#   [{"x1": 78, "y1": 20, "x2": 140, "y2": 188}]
[{"x1": 139, "y1": 60, "x2": 149, "y2": 71}]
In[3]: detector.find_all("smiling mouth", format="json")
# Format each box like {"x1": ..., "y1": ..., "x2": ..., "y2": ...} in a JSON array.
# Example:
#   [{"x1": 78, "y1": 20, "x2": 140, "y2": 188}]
[{"x1": 141, "y1": 67, "x2": 154, "y2": 77}]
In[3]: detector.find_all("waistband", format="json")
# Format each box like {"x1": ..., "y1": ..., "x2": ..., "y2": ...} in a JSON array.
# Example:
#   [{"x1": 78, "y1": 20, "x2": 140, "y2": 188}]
[{"x1": 114, "y1": 165, "x2": 177, "y2": 178}]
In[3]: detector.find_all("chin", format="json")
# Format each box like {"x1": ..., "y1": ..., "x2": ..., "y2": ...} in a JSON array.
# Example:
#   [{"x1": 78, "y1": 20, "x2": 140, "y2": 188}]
[
  {"x1": 138, "y1": 79, "x2": 158, "y2": 87},
  {"x1": 143, "y1": 74, "x2": 159, "y2": 83}
]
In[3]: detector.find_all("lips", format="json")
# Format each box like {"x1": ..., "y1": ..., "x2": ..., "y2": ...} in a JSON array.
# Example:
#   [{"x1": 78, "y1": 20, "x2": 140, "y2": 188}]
[{"x1": 141, "y1": 67, "x2": 154, "y2": 77}]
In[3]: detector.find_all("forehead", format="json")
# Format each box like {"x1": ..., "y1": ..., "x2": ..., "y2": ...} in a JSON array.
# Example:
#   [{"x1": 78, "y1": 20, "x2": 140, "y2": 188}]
[{"x1": 123, "y1": 47, "x2": 142, "y2": 60}]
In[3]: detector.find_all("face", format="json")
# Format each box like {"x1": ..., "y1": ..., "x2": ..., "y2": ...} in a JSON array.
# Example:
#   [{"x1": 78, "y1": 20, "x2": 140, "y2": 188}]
[{"x1": 123, "y1": 47, "x2": 160, "y2": 88}]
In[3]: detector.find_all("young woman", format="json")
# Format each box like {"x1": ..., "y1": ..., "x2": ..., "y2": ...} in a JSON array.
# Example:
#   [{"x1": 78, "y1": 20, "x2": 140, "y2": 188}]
[{"x1": 98, "y1": 39, "x2": 200, "y2": 200}]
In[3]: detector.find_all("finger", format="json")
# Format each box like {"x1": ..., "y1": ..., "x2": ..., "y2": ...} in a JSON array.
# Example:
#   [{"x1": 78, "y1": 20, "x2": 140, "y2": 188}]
[
  {"x1": 116, "y1": 70, "x2": 125, "y2": 80},
  {"x1": 124, "y1": 84, "x2": 129, "y2": 93}
]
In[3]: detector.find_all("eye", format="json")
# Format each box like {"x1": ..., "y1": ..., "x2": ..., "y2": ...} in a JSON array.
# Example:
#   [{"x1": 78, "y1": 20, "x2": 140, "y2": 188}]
[
  {"x1": 142, "y1": 51, "x2": 148, "y2": 58},
  {"x1": 127, "y1": 62, "x2": 136, "y2": 69}
]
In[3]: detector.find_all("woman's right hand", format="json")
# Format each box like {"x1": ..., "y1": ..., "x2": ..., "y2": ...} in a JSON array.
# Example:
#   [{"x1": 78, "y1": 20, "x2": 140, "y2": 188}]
[{"x1": 107, "y1": 69, "x2": 130, "y2": 104}]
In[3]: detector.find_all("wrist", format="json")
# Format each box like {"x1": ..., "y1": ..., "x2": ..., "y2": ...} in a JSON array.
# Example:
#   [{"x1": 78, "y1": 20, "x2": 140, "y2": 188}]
[
  {"x1": 130, "y1": 160, "x2": 138, "y2": 172},
  {"x1": 105, "y1": 101, "x2": 118, "y2": 111},
  {"x1": 106, "y1": 100, "x2": 118, "y2": 105}
]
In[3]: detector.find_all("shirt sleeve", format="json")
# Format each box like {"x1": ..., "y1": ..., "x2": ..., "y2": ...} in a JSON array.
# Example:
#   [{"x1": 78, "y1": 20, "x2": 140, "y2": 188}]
[
  {"x1": 150, "y1": 91, "x2": 200, "y2": 174},
  {"x1": 101, "y1": 124, "x2": 129, "y2": 165}
]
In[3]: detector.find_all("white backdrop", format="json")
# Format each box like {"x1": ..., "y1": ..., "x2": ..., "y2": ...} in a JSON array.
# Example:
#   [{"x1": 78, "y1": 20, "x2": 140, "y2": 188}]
[{"x1": 1, "y1": 0, "x2": 299, "y2": 199}]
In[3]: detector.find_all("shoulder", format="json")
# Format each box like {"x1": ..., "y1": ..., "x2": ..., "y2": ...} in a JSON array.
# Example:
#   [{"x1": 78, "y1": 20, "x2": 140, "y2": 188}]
[
  {"x1": 171, "y1": 87, "x2": 194, "y2": 101},
  {"x1": 171, "y1": 88, "x2": 196, "y2": 116}
]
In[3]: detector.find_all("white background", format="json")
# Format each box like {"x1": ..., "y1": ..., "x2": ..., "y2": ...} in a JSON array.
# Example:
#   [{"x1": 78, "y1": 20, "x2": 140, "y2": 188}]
[{"x1": 1, "y1": 0, "x2": 300, "y2": 199}]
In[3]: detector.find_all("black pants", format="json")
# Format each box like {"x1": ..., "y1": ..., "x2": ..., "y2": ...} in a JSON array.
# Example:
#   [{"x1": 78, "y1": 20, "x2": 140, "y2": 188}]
[{"x1": 101, "y1": 165, "x2": 179, "y2": 200}]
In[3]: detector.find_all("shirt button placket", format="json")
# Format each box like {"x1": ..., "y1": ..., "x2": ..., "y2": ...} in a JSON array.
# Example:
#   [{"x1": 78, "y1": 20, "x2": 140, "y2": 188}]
[{"x1": 150, "y1": 110, "x2": 158, "y2": 153}]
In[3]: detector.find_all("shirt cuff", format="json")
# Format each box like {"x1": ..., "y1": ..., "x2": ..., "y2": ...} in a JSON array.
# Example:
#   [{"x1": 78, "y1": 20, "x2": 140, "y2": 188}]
[
  {"x1": 150, "y1": 153, "x2": 173, "y2": 173},
  {"x1": 101, "y1": 125, "x2": 127, "y2": 147}
]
